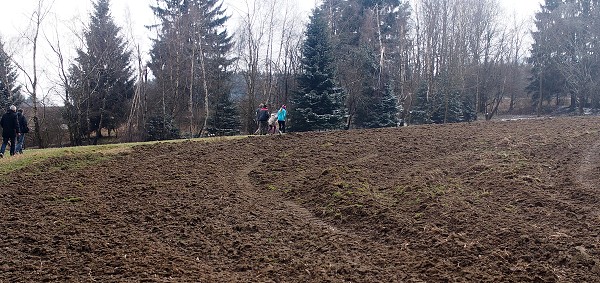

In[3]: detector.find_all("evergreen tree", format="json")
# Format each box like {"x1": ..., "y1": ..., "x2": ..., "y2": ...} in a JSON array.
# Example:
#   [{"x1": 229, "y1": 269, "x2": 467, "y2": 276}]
[
  {"x1": 409, "y1": 79, "x2": 474, "y2": 125},
  {"x1": 145, "y1": 115, "x2": 180, "y2": 141},
  {"x1": 148, "y1": 0, "x2": 237, "y2": 136},
  {"x1": 0, "y1": 38, "x2": 24, "y2": 110},
  {"x1": 68, "y1": 0, "x2": 134, "y2": 144},
  {"x1": 527, "y1": 0, "x2": 567, "y2": 112},
  {"x1": 210, "y1": 91, "x2": 240, "y2": 131},
  {"x1": 528, "y1": 0, "x2": 600, "y2": 113},
  {"x1": 322, "y1": 0, "x2": 410, "y2": 129},
  {"x1": 430, "y1": 91, "x2": 463, "y2": 124},
  {"x1": 355, "y1": 83, "x2": 400, "y2": 128},
  {"x1": 290, "y1": 8, "x2": 346, "y2": 132},
  {"x1": 408, "y1": 82, "x2": 432, "y2": 125},
  {"x1": 372, "y1": 84, "x2": 400, "y2": 128}
]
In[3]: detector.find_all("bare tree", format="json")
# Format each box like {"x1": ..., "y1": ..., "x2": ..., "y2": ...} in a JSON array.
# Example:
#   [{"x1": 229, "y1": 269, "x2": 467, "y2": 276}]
[
  {"x1": 234, "y1": 0, "x2": 304, "y2": 133},
  {"x1": 11, "y1": 0, "x2": 53, "y2": 148}
]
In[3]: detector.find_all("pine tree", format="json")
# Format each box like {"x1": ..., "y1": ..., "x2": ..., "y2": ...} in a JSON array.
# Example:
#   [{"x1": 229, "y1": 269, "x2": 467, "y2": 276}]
[
  {"x1": 322, "y1": 0, "x2": 410, "y2": 129},
  {"x1": 528, "y1": 0, "x2": 600, "y2": 114},
  {"x1": 148, "y1": 0, "x2": 237, "y2": 136},
  {"x1": 408, "y1": 81, "x2": 432, "y2": 125},
  {"x1": 371, "y1": 84, "x2": 400, "y2": 128},
  {"x1": 354, "y1": 83, "x2": 399, "y2": 128},
  {"x1": 290, "y1": 8, "x2": 346, "y2": 132},
  {"x1": 409, "y1": 80, "x2": 472, "y2": 125},
  {"x1": 527, "y1": 0, "x2": 566, "y2": 113},
  {"x1": 431, "y1": 90, "x2": 462, "y2": 124},
  {"x1": 0, "y1": 38, "x2": 24, "y2": 110},
  {"x1": 68, "y1": 0, "x2": 134, "y2": 144},
  {"x1": 210, "y1": 91, "x2": 240, "y2": 132}
]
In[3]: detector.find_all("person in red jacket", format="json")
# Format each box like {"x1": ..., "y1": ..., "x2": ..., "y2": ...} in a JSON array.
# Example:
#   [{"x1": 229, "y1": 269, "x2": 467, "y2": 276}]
[{"x1": 0, "y1": 105, "x2": 20, "y2": 158}]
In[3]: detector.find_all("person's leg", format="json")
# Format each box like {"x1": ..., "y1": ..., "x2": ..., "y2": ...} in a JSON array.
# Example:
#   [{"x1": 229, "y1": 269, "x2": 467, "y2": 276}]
[
  {"x1": 260, "y1": 121, "x2": 268, "y2": 135},
  {"x1": 9, "y1": 136, "x2": 17, "y2": 156},
  {"x1": 0, "y1": 137, "x2": 7, "y2": 157},
  {"x1": 279, "y1": 121, "x2": 286, "y2": 133},
  {"x1": 15, "y1": 134, "x2": 24, "y2": 154}
]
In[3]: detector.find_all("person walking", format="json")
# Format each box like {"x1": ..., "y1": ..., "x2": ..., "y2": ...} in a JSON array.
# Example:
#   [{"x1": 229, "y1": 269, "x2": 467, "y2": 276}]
[
  {"x1": 0, "y1": 105, "x2": 20, "y2": 158},
  {"x1": 277, "y1": 105, "x2": 287, "y2": 134},
  {"x1": 253, "y1": 103, "x2": 263, "y2": 135},
  {"x1": 268, "y1": 112, "x2": 277, "y2": 134},
  {"x1": 15, "y1": 108, "x2": 29, "y2": 154},
  {"x1": 257, "y1": 104, "x2": 270, "y2": 135}
]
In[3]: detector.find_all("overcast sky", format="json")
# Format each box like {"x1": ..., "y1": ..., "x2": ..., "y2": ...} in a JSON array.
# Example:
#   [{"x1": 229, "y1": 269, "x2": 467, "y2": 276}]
[
  {"x1": 0, "y1": 0, "x2": 543, "y2": 50},
  {"x1": 0, "y1": 0, "x2": 542, "y2": 104}
]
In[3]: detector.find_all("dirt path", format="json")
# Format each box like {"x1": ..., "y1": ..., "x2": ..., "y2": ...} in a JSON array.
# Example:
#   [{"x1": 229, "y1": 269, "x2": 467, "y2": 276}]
[
  {"x1": 577, "y1": 138, "x2": 600, "y2": 191},
  {"x1": 235, "y1": 158, "x2": 342, "y2": 233}
]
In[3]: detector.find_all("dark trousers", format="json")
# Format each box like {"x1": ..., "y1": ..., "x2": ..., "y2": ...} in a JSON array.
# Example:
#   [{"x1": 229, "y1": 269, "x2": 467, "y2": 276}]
[
  {"x1": 278, "y1": 121, "x2": 286, "y2": 133},
  {"x1": 259, "y1": 120, "x2": 269, "y2": 135},
  {"x1": 1, "y1": 136, "x2": 17, "y2": 156}
]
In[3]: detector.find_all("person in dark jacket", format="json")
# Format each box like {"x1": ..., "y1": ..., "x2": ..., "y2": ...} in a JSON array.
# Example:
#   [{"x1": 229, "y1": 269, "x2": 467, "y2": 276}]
[
  {"x1": 15, "y1": 108, "x2": 29, "y2": 154},
  {"x1": 256, "y1": 104, "x2": 270, "y2": 135},
  {"x1": 0, "y1": 105, "x2": 20, "y2": 158}
]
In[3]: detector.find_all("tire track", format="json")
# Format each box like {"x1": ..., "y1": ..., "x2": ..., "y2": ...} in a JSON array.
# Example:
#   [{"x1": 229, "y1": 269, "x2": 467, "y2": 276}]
[
  {"x1": 234, "y1": 154, "x2": 380, "y2": 236},
  {"x1": 234, "y1": 159, "x2": 345, "y2": 234},
  {"x1": 577, "y1": 140, "x2": 600, "y2": 191},
  {"x1": 575, "y1": 138, "x2": 600, "y2": 223}
]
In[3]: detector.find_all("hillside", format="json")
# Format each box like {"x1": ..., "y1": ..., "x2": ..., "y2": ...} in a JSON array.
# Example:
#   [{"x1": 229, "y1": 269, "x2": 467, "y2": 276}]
[{"x1": 2, "y1": 116, "x2": 600, "y2": 282}]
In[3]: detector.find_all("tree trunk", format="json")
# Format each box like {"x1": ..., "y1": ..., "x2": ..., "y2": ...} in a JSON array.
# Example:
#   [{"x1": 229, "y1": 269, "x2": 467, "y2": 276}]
[
  {"x1": 189, "y1": 39, "x2": 196, "y2": 138},
  {"x1": 198, "y1": 34, "x2": 210, "y2": 137}
]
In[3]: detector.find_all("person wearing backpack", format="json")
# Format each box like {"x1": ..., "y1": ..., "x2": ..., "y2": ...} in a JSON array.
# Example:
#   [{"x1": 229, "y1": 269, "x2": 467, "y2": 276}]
[
  {"x1": 0, "y1": 105, "x2": 20, "y2": 158},
  {"x1": 15, "y1": 108, "x2": 29, "y2": 154}
]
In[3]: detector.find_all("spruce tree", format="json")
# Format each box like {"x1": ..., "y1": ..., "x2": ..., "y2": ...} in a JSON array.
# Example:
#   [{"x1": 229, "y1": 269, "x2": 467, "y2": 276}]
[
  {"x1": 409, "y1": 80, "x2": 473, "y2": 125},
  {"x1": 355, "y1": 83, "x2": 400, "y2": 128},
  {"x1": 290, "y1": 7, "x2": 346, "y2": 132},
  {"x1": 408, "y1": 82, "x2": 432, "y2": 125},
  {"x1": 69, "y1": 0, "x2": 134, "y2": 144},
  {"x1": 430, "y1": 91, "x2": 463, "y2": 124},
  {"x1": 527, "y1": 0, "x2": 566, "y2": 112},
  {"x1": 0, "y1": 38, "x2": 24, "y2": 110},
  {"x1": 149, "y1": 0, "x2": 237, "y2": 136},
  {"x1": 371, "y1": 84, "x2": 400, "y2": 128},
  {"x1": 322, "y1": 0, "x2": 410, "y2": 129},
  {"x1": 528, "y1": 0, "x2": 600, "y2": 113},
  {"x1": 210, "y1": 91, "x2": 240, "y2": 132}
]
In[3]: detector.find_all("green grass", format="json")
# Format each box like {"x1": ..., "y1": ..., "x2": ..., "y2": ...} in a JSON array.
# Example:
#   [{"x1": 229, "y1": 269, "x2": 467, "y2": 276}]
[
  {"x1": 0, "y1": 144, "x2": 127, "y2": 176},
  {"x1": 0, "y1": 135, "x2": 249, "y2": 179}
]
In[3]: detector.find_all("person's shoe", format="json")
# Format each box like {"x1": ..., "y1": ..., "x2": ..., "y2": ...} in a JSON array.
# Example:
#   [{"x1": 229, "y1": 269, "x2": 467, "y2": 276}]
[{"x1": 0, "y1": 153, "x2": 3, "y2": 158}]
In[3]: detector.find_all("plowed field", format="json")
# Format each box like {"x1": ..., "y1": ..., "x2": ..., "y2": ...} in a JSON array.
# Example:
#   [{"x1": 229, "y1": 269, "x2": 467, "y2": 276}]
[{"x1": 2, "y1": 116, "x2": 600, "y2": 282}]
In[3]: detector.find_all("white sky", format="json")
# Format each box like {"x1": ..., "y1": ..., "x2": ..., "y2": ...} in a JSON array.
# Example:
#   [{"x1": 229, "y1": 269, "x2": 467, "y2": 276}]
[{"x1": 0, "y1": 0, "x2": 541, "y2": 104}]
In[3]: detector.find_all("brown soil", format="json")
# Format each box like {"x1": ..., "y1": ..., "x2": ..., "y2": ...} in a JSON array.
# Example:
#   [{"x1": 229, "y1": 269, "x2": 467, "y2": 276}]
[{"x1": 2, "y1": 116, "x2": 600, "y2": 282}]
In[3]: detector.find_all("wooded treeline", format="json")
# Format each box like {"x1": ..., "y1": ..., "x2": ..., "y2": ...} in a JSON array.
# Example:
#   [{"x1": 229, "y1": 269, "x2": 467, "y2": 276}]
[
  {"x1": 529, "y1": 0, "x2": 600, "y2": 115},
  {"x1": 1, "y1": 0, "x2": 599, "y2": 147}
]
